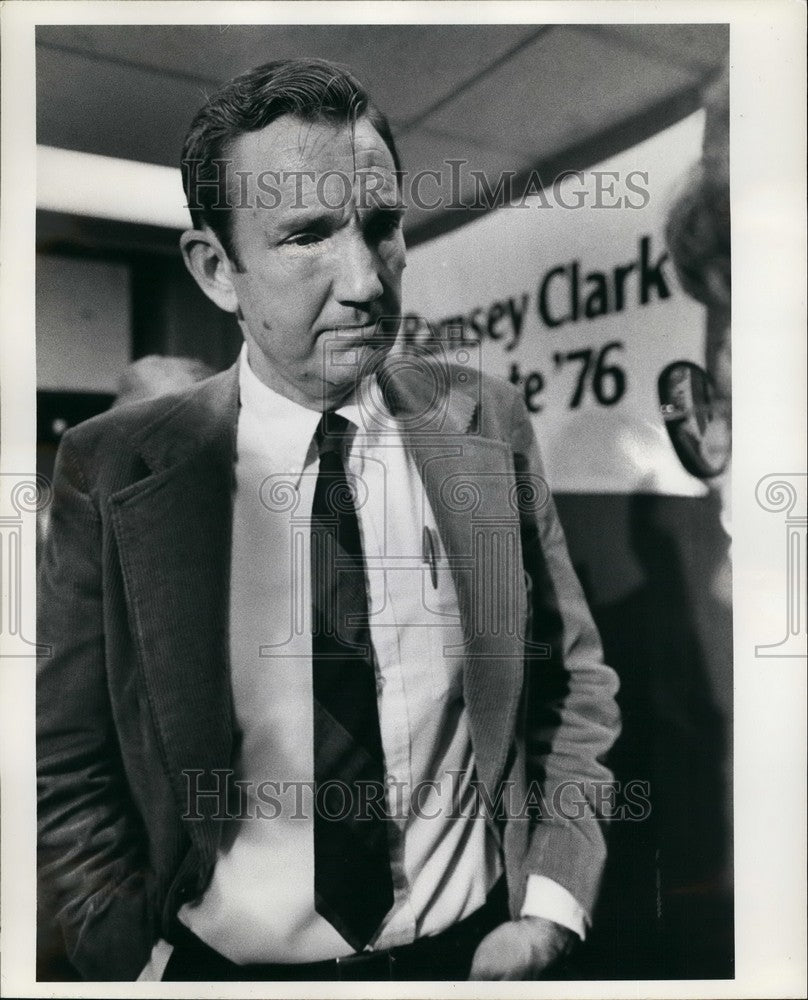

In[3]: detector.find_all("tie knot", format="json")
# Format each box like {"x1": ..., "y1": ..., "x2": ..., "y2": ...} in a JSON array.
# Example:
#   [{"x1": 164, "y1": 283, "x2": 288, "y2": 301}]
[{"x1": 315, "y1": 412, "x2": 353, "y2": 456}]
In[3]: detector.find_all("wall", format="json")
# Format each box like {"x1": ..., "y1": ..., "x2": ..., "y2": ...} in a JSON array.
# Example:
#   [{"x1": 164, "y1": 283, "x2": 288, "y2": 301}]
[{"x1": 36, "y1": 252, "x2": 131, "y2": 392}]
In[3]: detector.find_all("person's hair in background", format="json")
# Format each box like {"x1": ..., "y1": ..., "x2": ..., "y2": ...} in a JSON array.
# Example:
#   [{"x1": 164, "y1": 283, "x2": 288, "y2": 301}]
[
  {"x1": 664, "y1": 63, "x2": 731, "y2": 605},
  {"x1": 113, "y1": 354, "x2": 215, "y2": 408},
  {"x1": 181, "y1": 58, "x2": 402, "y2": 269},
  {"x1": 665, "y1": 64, "x2": 730, "y2": 400}
]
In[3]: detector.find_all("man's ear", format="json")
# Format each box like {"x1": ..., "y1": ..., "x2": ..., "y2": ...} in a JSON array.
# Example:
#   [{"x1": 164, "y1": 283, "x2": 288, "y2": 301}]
[{"x1": 180, "y1": 227, "x2": 240, "y2": 314}]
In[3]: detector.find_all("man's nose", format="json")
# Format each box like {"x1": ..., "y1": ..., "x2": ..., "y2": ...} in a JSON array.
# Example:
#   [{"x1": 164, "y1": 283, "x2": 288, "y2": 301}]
[{"x1": 333, "y1": 229, "x2": 384, "y2": 306}]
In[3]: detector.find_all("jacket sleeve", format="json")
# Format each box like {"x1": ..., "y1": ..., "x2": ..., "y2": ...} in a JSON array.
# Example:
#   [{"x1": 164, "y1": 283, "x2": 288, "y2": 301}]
[
  {"x1": 507, "y1": 388, "x2": 621, "y2": 920},
  {"x1": 37, "y1": 433, "x2": 157, "y2": 980}
]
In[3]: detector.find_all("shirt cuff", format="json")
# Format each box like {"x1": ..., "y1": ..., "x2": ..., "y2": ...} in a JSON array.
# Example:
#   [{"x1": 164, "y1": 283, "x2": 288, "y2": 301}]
[
  {"x1": 519, "y1": 874, "x2": 590, "y2": 941},
  {"x1": 137, "y1": 938, "x2": 174, "y2": 981}
]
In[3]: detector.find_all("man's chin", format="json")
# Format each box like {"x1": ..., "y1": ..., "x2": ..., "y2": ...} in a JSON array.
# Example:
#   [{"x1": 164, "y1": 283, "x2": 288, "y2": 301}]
[{"x1": 321, "y1": 339, "x2": 395, "y2": 404}]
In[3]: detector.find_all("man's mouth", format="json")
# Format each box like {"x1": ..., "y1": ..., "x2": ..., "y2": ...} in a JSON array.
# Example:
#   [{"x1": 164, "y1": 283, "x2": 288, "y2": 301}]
[{"x1": 321, "y1": 320, "x2": 394, "y2": 341}]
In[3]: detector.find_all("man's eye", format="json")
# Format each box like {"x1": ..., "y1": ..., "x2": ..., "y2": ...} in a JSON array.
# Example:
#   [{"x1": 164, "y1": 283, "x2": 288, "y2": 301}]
[{"x1": 285, "y1": 232, "x2": 323, "y2": 247}]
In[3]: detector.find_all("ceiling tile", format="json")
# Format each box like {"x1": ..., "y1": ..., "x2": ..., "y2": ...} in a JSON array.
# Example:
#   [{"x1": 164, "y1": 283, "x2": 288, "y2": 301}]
[
  {"x1": 37, "y1": 45, "x2": 208, "y2": 166},
  {"x1": 421, "y1": 25, "x2": 700, "y2": 161},
  {"x1": 397, "y1": 129, "x2": 535, "y2": 235},
  {"x1": 583, "y1": 23, "x2": 729, "y2": 75},
  {"x1": 36, "y1": 24, "x2": 540, "y2": 125}
]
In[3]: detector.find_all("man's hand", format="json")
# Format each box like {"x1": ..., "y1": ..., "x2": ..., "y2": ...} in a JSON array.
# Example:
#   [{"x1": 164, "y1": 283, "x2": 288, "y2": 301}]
[{"x1": 468, "y1": 916, "x2": 575, "y2": 980}]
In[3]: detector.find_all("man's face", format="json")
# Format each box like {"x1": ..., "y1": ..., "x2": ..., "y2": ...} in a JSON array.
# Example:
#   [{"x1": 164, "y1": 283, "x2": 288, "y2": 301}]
[{"x1": 225, "y1": 114, "x2": 406, "y2": 410}]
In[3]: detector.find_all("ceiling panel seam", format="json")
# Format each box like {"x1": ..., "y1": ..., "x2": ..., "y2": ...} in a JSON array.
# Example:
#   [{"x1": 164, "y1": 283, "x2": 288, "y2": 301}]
[
  {"x1": 36, "y1": 39, "x2": 223, "y2": 89},
  {"x1": 403, "y1": 122, "x2": 533, "y2": 159},
  {"x1": 396, "y1": 25, "x2": 552, "y2": 135},
  {"x1": 572, "y1": 23, "x2": 724, "y2": 77},
  {"x1": 405, "y1": 78, "x2": 706, "y2": 248}
]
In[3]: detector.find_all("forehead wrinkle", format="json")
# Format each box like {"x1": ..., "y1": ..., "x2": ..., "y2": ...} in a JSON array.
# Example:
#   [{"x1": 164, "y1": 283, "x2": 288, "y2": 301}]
[
  {"x1": 286, "y1": 116, "x2": 392, "y2": 195},
  {"x1": 292, "y1": 117, "x2": 353, "y2": 168},
  {"x1": 346, "y1": 121, "x2": 400, "y2": 207},
  {"x1": 296, "y1": 118, "x2": 328, "y2": 164}
]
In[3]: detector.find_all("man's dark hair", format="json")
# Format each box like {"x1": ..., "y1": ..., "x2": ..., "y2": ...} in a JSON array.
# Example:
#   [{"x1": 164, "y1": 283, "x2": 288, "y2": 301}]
[{"x1": 181, "y1": 58, "x2": 401, "y2": 265}]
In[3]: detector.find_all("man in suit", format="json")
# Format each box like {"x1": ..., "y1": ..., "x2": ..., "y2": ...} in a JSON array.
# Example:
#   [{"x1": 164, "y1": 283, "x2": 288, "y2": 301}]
[{"x1": 37, "y1": 58, "x2": 620, "y2": 982}]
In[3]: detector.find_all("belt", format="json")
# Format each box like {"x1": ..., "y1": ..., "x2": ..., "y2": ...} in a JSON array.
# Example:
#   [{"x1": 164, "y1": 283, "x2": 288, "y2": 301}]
[{"x1": 165, "y1": 878, "x2": 508, "y2": 981}]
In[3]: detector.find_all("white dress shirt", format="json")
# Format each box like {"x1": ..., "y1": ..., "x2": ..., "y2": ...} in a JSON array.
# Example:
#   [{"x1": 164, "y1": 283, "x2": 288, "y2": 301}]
[{"x1": 140, "y1": 346, "x2": 586, "y2": 979}]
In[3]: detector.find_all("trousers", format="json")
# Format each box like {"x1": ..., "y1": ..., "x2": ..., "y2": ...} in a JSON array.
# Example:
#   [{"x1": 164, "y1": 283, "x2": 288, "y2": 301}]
[{"x1": 163, "y1": 878, "x2": 509, "y2": 981}]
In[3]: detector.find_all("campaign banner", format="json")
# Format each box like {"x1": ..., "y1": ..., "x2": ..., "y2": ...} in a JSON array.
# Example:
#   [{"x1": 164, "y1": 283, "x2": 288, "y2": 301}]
[{"x1": 402, "y1": 112, "x2": 709, "y2": 496}]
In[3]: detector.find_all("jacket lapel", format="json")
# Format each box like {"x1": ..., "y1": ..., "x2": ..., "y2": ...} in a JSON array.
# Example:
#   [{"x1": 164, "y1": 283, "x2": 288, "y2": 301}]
[
  {"x1": 110, "y1": 366, "x2": 239, "y2": 861},
  {"x1": 111, "y1": 355, "x2": 524, "y2": 848},
  {"x1": 382, "y1": 361, "x2": 526, "y2": 793}
]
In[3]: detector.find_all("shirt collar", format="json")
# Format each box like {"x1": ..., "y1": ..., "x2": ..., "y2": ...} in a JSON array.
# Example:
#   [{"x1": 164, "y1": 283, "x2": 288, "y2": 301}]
[
  {"x1": 237, "y1": 345, "x2": 398, "y2": 485},
  {"x1": 238, "y1": 345, "x2": 322, "y2": 485}
]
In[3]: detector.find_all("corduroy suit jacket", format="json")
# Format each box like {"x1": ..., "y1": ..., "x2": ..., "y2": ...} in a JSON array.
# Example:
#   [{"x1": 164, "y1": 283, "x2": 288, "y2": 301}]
[{"x1": 37, "y1": 357, "x2": 620, "y2": 980}]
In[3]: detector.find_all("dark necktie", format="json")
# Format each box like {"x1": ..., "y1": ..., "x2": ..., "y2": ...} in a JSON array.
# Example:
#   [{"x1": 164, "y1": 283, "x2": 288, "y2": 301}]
[{"x1": 310, "y1": 412, "x2": 394, "y2": 951}]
